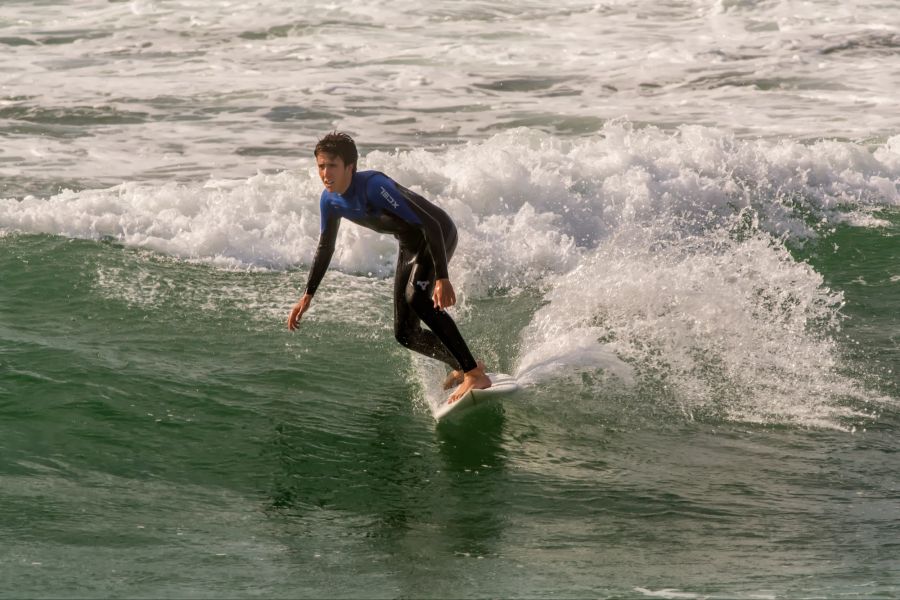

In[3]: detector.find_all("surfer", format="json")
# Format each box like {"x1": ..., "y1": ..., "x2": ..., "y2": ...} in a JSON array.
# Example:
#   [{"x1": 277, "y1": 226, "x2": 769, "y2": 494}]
[{"x1": 288, "y1": 132, "x2": 492, "y2": 403}]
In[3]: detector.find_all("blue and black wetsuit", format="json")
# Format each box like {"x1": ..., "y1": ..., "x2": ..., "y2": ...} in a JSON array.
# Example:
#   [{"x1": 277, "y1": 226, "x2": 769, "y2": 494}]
[{"x1": 304, "y1": 170, "x2": 478, "y2": 373}]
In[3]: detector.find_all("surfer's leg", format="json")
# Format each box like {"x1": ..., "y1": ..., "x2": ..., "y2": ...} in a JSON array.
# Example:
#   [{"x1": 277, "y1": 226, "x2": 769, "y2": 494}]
[
  {"x1": 393, "y1": 246, "x2": 461, "y2": 370},
  {"x1": 394, "y1": 241, "x2": 491, "y2": 402},
  {"x1": 412, "y1": 272, "x2": 493, "y2": 402},
  {"x1": 405, "y1": 254, "x2": 478, "y2": 374}
]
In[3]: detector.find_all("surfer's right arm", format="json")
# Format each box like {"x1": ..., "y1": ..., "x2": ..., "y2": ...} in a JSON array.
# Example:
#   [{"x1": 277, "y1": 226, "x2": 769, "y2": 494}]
[{"x1": 288, "y1": 197, "x2": 340, "y2": 331}]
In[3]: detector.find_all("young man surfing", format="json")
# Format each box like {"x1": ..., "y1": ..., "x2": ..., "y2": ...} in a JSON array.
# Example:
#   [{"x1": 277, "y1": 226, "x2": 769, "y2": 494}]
[{"x1": 287, "y1": 132, "x2": 491, "y2": 403}]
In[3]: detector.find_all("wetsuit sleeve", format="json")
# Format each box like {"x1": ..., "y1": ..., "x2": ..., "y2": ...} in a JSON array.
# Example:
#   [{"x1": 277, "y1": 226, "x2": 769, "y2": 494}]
[
  {"x1": 366, "y1": 174, "x2": 452, "y2": 280},
  {"x1": 304, "y1": 196, "x2": 340, "y2": 296}
]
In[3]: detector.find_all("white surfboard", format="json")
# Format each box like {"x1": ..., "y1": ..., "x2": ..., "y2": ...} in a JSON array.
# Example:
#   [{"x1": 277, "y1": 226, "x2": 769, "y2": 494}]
[{"x1": 434, "y1": 373, "x2": 519, "y2": 422}]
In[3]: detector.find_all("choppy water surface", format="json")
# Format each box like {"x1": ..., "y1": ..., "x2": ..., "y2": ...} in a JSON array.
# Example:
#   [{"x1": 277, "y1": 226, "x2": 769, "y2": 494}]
[{"x1": 2, "y1": 0, "x2": 899, "y2": 193}]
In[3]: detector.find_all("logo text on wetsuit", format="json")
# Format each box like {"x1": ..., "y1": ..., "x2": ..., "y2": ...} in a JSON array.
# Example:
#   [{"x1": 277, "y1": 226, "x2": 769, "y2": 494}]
[{"x1": 380, "y1": 187, "x2": 400, "y2": 209}]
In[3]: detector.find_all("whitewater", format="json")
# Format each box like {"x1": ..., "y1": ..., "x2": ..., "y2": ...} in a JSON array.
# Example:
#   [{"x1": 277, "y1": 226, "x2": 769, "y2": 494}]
[{"x1": 2, "y1": 0, "x2": 899, "y2": 188}]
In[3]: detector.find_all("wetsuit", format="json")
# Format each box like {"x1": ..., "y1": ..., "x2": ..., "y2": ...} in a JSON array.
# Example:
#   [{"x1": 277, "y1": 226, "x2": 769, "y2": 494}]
[{"x1": 304, "y1": 170, "x2": 478, "y2": 373}]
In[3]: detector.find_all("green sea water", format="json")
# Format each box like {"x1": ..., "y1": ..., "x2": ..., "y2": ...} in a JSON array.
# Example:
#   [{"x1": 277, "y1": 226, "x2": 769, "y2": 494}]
[{"x1": 1, "y1": 211, "x2": 897, "y2": 598}]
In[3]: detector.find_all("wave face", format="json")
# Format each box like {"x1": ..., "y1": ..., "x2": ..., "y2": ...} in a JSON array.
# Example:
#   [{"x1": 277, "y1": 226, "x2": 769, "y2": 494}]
[{"x1": 4, "y1": 124, "x2": 897, "y2": 428}]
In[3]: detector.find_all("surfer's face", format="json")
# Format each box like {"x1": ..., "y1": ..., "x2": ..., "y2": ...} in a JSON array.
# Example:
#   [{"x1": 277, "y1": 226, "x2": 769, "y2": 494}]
[{"x1": 317, "y1": 152, "x2": 354, "y2": 195}]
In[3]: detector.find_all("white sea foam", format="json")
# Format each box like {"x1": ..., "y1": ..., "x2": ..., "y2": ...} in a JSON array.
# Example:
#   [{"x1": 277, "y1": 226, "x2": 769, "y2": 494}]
[
  {"x1": 4, "y1": 124, "x2": 894, "y2": 271},
  {"x1": 633, "y1": 588, "x2": 700, "y2": 600}
]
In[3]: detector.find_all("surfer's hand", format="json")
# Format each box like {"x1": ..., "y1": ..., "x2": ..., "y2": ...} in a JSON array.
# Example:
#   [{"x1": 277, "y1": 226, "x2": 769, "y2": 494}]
[
  {"x1": 288, "y1": 294, "x2": 312, "y2": 331},
  {"x1": 433, "y1": 278, "x2": 456, "y2": 310}
]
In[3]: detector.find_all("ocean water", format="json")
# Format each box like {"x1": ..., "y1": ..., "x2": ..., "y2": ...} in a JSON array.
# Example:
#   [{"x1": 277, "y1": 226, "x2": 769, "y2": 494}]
[{"x1": 1, "y1": 1, "x2": 899, "y2": 598}]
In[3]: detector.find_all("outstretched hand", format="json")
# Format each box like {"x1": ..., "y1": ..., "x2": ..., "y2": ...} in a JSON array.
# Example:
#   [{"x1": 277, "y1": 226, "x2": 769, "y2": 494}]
[
  {"x1": 433, "y1": 278, "x2": 456, "y2": 311},
  {"x1": 288, "y1": 294, "x2": 313, "y2": 331}
]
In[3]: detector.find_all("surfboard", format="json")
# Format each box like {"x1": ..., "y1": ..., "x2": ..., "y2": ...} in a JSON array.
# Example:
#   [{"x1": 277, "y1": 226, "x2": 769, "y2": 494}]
[{"x1": 434, "y1": 373, "x2": 519, "y2": 422}]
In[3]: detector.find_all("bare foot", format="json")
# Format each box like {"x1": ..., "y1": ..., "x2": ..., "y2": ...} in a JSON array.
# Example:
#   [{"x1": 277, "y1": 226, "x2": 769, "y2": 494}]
[
  {"x1": 448, "y1": 366, "x2": 492, "y2": 404},
  {"x1": 442, "y1": 369, "x2": 463, "y2": 390},
  {"x1": 442, "y1": 360, "x2": 484, "y2": 390}
]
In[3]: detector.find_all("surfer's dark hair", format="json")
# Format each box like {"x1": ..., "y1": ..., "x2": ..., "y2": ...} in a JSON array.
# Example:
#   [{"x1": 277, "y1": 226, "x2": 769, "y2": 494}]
[{"x1": 315, "y1": 131, "x2": 358, "y2": 172}]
